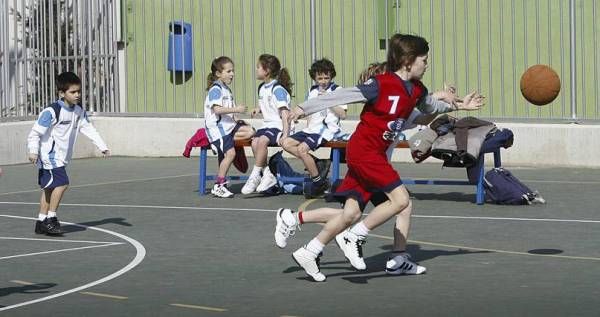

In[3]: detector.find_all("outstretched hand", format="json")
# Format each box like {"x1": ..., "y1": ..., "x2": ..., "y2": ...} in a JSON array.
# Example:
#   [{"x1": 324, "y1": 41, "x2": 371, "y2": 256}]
[
  {"x1": 288, "y1": 106, "x2": 305, "y2": 122},
  {"x1": 456, "y1": 91, "x2": 485, "y2": 111}
]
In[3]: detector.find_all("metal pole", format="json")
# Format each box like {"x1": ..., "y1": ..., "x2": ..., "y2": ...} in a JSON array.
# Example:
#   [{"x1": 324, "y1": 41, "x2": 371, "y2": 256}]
[
  {"x1": 310, "y1": 0, "x2": 316, "y2": 62},
  {"x1": 569, "y1": 0, "x2": 577, "y2": 121},
  {"x1": 87, "y1": 0, "x2": 94, "y2": 111}
]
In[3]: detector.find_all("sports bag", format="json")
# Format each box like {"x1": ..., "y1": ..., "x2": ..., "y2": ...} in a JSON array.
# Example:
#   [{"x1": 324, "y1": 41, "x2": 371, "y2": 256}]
[{"x1": 483, "y1": 168, "x2": 545, "y2": 205}]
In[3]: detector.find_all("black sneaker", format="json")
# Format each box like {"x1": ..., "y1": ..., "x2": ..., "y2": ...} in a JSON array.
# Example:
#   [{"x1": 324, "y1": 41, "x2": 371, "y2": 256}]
[
  {"x1": 40, "y1": 217, "x2": 63, "y2": 235},
  {"x1": 34, "y1": 220, "x2": 45, "y2": 234},
  {"x1": 304, "y1": 179, "x2": 330, "y2": 199}
]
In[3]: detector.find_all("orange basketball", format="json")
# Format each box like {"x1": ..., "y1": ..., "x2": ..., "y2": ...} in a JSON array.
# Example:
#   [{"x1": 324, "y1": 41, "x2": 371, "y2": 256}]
[{"x1": 520, "y1": 64, "x2": 561, "y2": 106}]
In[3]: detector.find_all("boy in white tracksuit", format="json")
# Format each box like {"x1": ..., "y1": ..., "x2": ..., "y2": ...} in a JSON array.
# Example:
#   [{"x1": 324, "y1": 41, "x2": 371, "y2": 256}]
[{"x1": 27, "y1": 72, "x2": 109, "y2": 235}]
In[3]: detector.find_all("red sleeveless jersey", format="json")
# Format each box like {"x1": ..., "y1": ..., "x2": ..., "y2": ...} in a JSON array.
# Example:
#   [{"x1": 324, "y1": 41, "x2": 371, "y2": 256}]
[{"x1": 347, "y1": 73, "x2": 427, "y2": 163}]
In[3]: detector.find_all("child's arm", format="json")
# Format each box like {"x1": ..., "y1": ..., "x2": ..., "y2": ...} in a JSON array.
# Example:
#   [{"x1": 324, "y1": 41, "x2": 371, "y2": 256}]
[
  {"x1": 212, "y1": 104, "x2": 246, "y2": 115},
  {"x1": 294, "y1": 86, "x2": 367, "y2": 119},
  {"x1": 26, "y1": 108, "x2": 55, "y2": 163},
  {"x1": 79, "y1": 112, "x2": 109, "y2": 155},
  {"x1": 278, "y1": 107, "x2": 291, "y2": 146},
  {"x1": 331, "y1": 106, "x2": 347, "y2": 119}
]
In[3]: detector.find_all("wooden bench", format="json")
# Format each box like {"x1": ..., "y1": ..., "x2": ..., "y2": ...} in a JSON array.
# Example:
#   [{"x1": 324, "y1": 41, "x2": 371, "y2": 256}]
[{"x1": 198, "y1": 139, "x2": 502, "y2": 205}]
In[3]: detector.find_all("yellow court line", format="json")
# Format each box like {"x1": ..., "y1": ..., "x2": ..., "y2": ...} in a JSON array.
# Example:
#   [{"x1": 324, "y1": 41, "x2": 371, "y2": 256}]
[
  {"x1": 10, "y1": 280, "x2": 34, "y2": 285},
  {"x1": 79, "y1": 292, "x2": 128, "y2": 300},
  {"x1": 170, "y1": 303, "x2": 228, "y2": 312},
  {"x1": 299, "y1": 199, "x2": 600, "y2": 262},
  {"x1": 297, "y1": 198, "x2": 317, "y2": 212}
]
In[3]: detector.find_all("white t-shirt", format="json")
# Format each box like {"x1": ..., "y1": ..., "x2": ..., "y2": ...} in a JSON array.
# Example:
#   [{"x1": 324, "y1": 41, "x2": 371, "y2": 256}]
[
  {"x1": 257, "y1": 79, "x2": 291, "y2": 130},
  {"x1": 27, "y1": 100, "x2": 108, "y2": 169},
  {"x1": 303, "y1": 83, "x2": 347, "y2": 141},
  {"x1": 204, "y1": 81, "x2": 237, "y2": 142}
]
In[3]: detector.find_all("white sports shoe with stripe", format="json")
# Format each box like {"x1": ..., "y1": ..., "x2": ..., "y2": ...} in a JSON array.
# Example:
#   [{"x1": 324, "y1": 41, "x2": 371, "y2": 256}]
[
  {"x1": 211, "y1": 183, "x2": 234, "y2": 198},
  {"x1": 274, "y1": 208, "x2": 298, "y2": 248},
  {"x1": 335, "y1": 230, "x2": 367, "y2": 270},
  {"x1": 241, "y1": 173, "x2": 262, "y2": 194},
  {"x1": 385, "y1": 253, "x2": 426, "y2": 275},
  {"x1": 292, "y1": 247, "x2": 326, "y2": 282}
]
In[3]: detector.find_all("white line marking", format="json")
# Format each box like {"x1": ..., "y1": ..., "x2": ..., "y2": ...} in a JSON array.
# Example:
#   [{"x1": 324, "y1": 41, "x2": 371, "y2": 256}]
[
  {"x1": 0, "y1": 214, "x2": 146, "y2": 312},
  {"x1": 0, "y1": 173, "x2": 197, "y2": 196},
  {"x1": 2, "y1": 201, "x2": 600, "y2": 224},
  {"x1": 0, "y1": 243, "x2": 122, "y2": 260},
  {"x1": 79, "y1": 292, "x2": 128, "y2": 300},
  {"x1": 170, "y1": 303, "x2": 228, "y2": 312},
  {"x1": 0, "y1": 236, "x2": 123, "y2": 244},
  {"x1": 10, "y1": 280, "x2": 34, "y2": 285},
  {"x1": 0, "y1": 201, "x2": 274, "y2": 212}
]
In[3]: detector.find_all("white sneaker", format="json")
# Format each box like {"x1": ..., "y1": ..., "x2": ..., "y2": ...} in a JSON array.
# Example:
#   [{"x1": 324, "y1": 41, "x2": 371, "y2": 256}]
[
  {"x1": 274, "y1": 208, "x2": 298, "y2": 248},
  {"x1": 241, "y1": 173, "x2": 262, "y2": 194},
  {"x1": 335, "y1": 230, "x2": 367, "y2": 270},
  {"x1": 211, "y1": 183, "x2": 234, "y2": 198},
  {"x1": 292, "y1": 247, "x2": 326, "y2": 282},
  {"x1": 385, "y1": 253, "x2": 426, "y2": 275},
  {"x1": 256, "y1": 169, "x2": 278, "y2": 192}
]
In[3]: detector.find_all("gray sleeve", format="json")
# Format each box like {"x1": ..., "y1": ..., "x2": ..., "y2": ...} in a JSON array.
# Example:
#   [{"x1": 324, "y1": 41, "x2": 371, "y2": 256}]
[
  {"x1": 417, "y1": 94, "x2": 454, "y2": 114},
  {"x1": 298, "y1": 87, "x2": 367, "y2": 115}
]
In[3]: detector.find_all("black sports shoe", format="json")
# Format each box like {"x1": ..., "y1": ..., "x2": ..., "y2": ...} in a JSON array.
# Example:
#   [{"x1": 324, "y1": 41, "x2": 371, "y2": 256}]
[
  {"x1": 315, "y1": 158, "x2": 331, "y2": 181},
  {"x1": 38, "y1": 217, "x2": 63, "y2": 235},
  {"x1": 304, "y1": 179, "x2": 330, "y2": 199},
  {"x1": 34, "y1": 220, "x2": 45, "y2": 234}
]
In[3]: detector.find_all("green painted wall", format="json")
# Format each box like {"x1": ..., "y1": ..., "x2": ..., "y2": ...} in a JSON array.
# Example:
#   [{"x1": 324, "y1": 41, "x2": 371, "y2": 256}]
[{"x1": 124, "y1": 0, "x2": 600, "y2": 120}]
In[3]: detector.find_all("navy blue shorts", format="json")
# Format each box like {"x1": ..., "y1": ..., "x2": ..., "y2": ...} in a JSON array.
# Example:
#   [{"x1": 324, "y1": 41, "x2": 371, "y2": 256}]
[
  {"x1": 38, "y1": 166, "x2": 70, "y2": 189},
  {"x1": 255, "y1": 128, "x2": 282, "y2": 146},
  {"x1": 289, "y1": 131, "x2": 325, "y2": 151},
  {"x1": 211, "y1": 122, "x2": 246, "y2": 163}
]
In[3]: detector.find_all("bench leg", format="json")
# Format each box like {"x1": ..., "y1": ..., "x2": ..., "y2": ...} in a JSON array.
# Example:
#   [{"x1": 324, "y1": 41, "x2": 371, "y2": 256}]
[
  {"x1": 331, "y1": 148, "x2": 340, "y2": 184},
  {"x1": 475, "y1": 154, "x2": 485, "y2": 205},
  {"x1": 199, "y1": 148, "x2": 208, "y2": 196}
]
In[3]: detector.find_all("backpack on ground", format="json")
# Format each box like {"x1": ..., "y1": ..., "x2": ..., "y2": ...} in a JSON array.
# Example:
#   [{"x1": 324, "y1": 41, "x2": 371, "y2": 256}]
[{"x1": 483, "y1": 167, "x2": 546, "y2": 205}]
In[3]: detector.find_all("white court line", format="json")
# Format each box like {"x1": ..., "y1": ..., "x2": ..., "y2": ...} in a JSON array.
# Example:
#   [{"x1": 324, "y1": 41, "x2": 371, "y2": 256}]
[
  {"x1": 0, "y1": 237, "x2": 123, "y2": 244},
  {"x1": 0, "y1": 214, "x2": 146, "y2": 312},
  {"x1": 1, "y1": 201, "x2": 600, "y2": 224},
  {"x1": 0, "y1": 173, "x2": 197, "y2": 196},
  {"x1": 0, "y1": 201, "x2": 274, "y2": 213},
  {"x1": 0, "y1": 173, "x2": 597, "y2": 197},
  {"x1": 0, "y1": 243, "x2": 122, "y2": 260}
]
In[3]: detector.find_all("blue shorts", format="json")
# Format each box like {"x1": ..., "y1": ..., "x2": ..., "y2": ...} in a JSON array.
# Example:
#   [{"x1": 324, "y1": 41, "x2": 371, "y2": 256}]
[
  {"x1": 210, "y1": 122, "x2": 246, "y2": 163},
  {"x1": 38, "y1": 166, "x2": 70, "y2": 189},
  {"x1": 289, "y1": 131, "x2": 325, "y2": 151},
  {"x1": 255, "y1": 128, "x2": 282, "y2": 146}
]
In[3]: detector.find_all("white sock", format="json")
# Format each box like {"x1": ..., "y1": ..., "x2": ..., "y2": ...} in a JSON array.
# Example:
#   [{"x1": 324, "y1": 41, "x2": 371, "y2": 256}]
[
  {"x1": 250, "y1": 165, "x2": 262, "y2": 178},
  {"x1": 305, "y1": 238, "x2": 324, "y2": 256},
  {"x1": 38, "y1": 213, "x2": 47, "y2": 221},
  {"x1": 262, "y1": 166, "x2": 274, "y2": 177},
  {"x1": 47, "y1": 211, "x2": 57, "y2": 218},
  {"x1": 350, "y1": 221, "x2": 370, "y2": 237}
]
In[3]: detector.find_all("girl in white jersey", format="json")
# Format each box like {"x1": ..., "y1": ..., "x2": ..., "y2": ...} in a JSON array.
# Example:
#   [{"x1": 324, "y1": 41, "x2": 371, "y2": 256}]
[
  {"x1": 204, "y1": 56, "x2": 255, "y2": 198},
  {"x1": 241, "y1": 54, "x2": 293, "y2": 195},
  {"x1": 281, "y1": 58, "x2": 347, "y2": 198},
  {"x1": 27, "y1": 72, "x2": 110, "y2": 235}
]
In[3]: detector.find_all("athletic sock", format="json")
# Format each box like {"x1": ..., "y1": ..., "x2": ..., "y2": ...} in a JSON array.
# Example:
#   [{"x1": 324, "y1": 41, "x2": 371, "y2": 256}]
[
  {"x1": 47, "y1": 211, "x2": 57, "y2": 218},
  {"x1": 305, "y1": 238, "x2": 324, "y2": 255},
  {"x1": 38, "y1": 213, "x2": 46, "y2": 221},
  {"x1": 250, "y1": 165, "x2": 262, "y2": 178},
  {"x1": 297, "y1": 211, "x2": 304, "y2": 225},
  {"x1": 215, "y1": 176, "x2": 227, "y2": 185},
  {"x1": 350, "y1": 221, "x2": 370, "y2": 237}
]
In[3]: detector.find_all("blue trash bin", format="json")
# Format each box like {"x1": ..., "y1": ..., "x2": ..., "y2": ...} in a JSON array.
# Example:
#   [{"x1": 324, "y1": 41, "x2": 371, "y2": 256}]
[{"x1": 167, "y1": 21, "x2": 193, "y2": 72}]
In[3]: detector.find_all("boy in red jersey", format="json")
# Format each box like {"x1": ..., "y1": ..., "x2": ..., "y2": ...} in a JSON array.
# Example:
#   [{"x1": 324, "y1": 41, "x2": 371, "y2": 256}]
[{"x1": 278, "y1": 34, "x2": 484, "y2": 282}]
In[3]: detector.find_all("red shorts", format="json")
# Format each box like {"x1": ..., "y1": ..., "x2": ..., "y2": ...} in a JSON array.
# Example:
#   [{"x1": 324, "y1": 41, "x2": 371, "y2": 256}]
[{"x1": 332, "y1": 158, "x2": 403, "y2": 210}]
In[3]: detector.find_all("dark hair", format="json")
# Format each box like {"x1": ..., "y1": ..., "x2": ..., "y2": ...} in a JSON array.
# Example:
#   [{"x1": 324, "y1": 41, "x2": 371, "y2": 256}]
[
  {"x1": 386, "y1": 34, "x2": 429, "y2": 73},
  {"x1": 56, "y1": 72, "x2": 82, "y2": 92},
  {"x1": 309, "y1": 58, "x2": 336, "y2": 80},
  {"x1": 206, "y1": 56, "x2": 234, "y2": 90},
  {"x1": 357, "y1": 62, "x2": 387, "y2": 84},
  {"x1": 258, "y1": 54, "x2": 293, "y2": 94}
]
